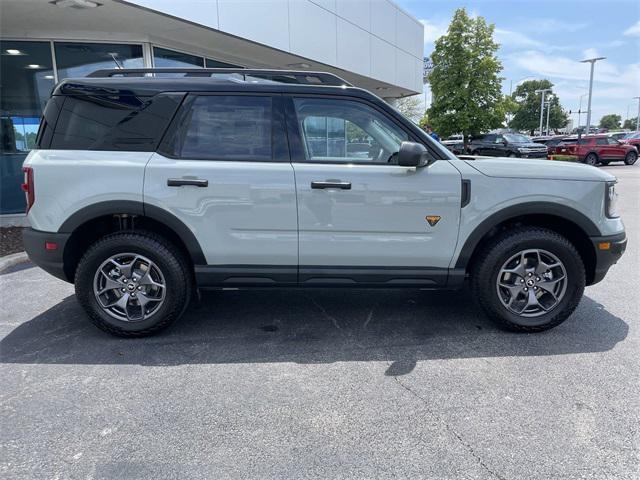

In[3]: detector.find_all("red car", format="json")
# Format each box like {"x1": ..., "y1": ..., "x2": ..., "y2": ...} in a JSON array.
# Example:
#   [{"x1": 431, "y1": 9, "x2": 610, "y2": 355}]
[
  {"x1": 621, "y1": 131, "x2": 640, "y2": 150},
  {"x1": 554, "y1": 134, "x2": 638, "y2": 166}
]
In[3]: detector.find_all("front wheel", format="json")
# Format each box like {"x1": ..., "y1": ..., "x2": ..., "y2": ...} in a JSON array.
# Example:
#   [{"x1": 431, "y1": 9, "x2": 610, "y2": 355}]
[
  {"x1": 471, "y1": 227, "x2": 585, "y2": 332},
  {"x1": 75, "y1": 231, "x2": 193, "y2": 337},
  {"x1": 624, "y1": 150, "x2": 637, "y2": 165}
]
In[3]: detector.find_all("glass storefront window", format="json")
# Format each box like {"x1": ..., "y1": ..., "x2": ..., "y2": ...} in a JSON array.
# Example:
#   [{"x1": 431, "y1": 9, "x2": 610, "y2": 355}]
[
  {"x1": 54, "y1": 42, "x2": 143, "y2": 79},
  {"x1": 153, "y1": 47, "x2": 204, "y2": 68},
  {"x1": 205, "y1": 57, "x2": 240, "y2": 68},
  {"x1": 1, "y1": 40, "x2": 55, "y2": 214}
]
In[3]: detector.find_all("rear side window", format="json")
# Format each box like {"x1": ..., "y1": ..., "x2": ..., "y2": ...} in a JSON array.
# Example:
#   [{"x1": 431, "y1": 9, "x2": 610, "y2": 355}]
[
  {"x1": 49, "y1": 93, "x2": 182, "y2": 151},
  {"x1": 173, "y1": 95, "x2": 273, "y2": 161}
]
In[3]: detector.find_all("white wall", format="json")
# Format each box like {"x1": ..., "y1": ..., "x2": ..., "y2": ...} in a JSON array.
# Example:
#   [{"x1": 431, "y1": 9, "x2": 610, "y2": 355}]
[{"x1": 130, "y1": 0, "x2": 424, "y2": 93}]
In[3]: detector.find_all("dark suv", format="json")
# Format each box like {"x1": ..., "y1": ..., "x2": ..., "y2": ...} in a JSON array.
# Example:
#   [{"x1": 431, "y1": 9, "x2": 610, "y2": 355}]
[{"x1": 468, "y1": 133, "x2": 548, "y2": 158}]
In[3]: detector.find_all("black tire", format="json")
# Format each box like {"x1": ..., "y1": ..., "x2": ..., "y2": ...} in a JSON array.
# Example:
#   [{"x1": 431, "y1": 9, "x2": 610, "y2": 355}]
[
  {"x1": 75, "y1": 231, "x2": 192, "y2": 337},
  {"x1": 599, "y1": 160, "x2": 610, "y2": 166},
  {"x1": 508, "y1": 152, "x2": 518, "y2": 158},
  {"x1": 624, "y1": 150, "x2": 637, "y2": 165},
  {"x1": 584, "y1": 152, "x2": 598, "y2": 166},
  {"x1": 471, "y1": 227, "x2": 585, "y2": 332}
]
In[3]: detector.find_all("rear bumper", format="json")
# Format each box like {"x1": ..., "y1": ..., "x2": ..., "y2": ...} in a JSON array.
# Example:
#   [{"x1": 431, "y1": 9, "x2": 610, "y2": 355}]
[
  {"x1": 23, "y1": 228, "x2": 71, "y2": 282},
  {"x1": 589, "y1": 231, "x2": 627, "y2": 285}
]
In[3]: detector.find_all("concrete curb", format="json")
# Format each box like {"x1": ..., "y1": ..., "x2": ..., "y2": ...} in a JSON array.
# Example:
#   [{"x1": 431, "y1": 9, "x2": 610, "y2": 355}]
[{"x1": 0, "y1": 252, "x2": 29, "y2": 273}]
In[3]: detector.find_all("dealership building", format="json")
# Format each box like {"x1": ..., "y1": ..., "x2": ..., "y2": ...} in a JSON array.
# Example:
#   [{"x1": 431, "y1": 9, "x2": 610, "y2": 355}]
[{"x1": 0, "y1": 0, "x2": 424, "y2": 217}]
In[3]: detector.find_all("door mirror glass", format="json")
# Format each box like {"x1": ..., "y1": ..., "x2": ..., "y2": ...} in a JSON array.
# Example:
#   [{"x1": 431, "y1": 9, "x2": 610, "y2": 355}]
[{"x1": 397, "y1": 141, "x2": 428, "y2": 167}]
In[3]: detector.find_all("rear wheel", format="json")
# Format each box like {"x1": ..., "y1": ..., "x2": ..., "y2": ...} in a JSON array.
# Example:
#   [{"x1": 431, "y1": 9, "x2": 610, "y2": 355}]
[
  {"x1": 624, "y1": 150, "x2": 637, "y2": 165},
  {"x1": 584, "y1": 153, "x2": 598, "y2": 166},
  {"x1": 508, "y1": 152, "x2": 517, "y2": 158},
  {"x1": 75, "y1": 231, "x2": 192, "y2": 337},
  {"x1": 471, "y1": 227, "x2": 585, "y2": 332}
]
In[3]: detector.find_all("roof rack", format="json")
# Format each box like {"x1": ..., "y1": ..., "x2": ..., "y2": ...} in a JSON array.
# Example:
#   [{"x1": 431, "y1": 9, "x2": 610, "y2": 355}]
[{"x1": 86, "y1": 68, "x2": 352, "y2": 86}]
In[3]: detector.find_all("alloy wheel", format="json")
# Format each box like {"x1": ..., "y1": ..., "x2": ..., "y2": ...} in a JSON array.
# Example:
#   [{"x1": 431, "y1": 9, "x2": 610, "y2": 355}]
[
  {"x1": 496, "y1": 249, "x2": 568, "y2": 318},
  {"x1": 93, "y1": 253, "x2": 166, "y2": 322}
]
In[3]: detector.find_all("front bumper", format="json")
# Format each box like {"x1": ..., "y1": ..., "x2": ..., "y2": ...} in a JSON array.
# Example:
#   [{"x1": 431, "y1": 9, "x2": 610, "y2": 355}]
[
  {"x1": 589, "y1": 231, "x2": 627, "y2": 285},
  {"x1": 23, "y1": 228, "x2": 71, "y2": 282}
]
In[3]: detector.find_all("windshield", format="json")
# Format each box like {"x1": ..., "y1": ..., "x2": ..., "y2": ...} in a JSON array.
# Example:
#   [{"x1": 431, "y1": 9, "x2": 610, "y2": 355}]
[
  {"x1": 503, "y1": 133, "x2": 531, "y2": 143},
  {"x1": 623, "y1": 132, "x2": 640, "y2": 140}
]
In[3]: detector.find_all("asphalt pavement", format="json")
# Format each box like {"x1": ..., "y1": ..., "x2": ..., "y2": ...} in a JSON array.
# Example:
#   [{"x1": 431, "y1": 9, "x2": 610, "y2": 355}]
[{"x1": 1, "y1": 165, "x2": 638, "y2": 479}]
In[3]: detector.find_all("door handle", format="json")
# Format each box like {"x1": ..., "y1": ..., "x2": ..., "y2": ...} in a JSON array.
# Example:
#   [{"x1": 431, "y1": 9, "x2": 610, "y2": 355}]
[
  {"x1": 311, "y1": 180, "x2": 351, "y2": 190},
  {"x1": 167, "y1": 178, "x2": 208, "y2": 187}
]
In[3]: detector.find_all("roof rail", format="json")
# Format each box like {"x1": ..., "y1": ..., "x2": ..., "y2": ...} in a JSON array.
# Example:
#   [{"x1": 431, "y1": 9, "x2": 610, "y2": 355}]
[{"x1": 86, "y1": 68, "x2": 352, "y2": 86}]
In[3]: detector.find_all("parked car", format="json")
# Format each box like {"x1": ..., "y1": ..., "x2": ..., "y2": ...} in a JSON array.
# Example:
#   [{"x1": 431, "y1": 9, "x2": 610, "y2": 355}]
[
  {"x1": 608, "y1": 131, "x2": 630, "y2": 141},
  {"x1": 23, "y1": 68, "x2": 626, "y2": 336},
  {"x1": 468, "y1": 133, "x2": 548, "y2": 158},
  {"x1": 620, "y1": 131, "x2": 640, "y2": 150},
  {"x1": 554, "y1": 135, "x2": 638, "y2": 166},
  {"x1": 532, "y1": 135, "x2": 568, "y2": 152},
  {"x1": 442, "y1": 134, "x2": 465, "y2": 155}
]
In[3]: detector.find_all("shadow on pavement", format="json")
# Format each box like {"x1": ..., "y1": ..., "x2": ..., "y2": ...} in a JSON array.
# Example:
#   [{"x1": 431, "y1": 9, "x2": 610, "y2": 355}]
[{"x1": 0, "y1": 288, "x2": 628, "y2": 374}]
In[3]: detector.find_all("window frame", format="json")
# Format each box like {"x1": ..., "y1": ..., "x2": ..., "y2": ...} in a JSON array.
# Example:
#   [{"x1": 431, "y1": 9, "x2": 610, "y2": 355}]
[
  {"x1": 283, "y1": 94, "x2": 426, "y2": 166},
  {"x1": 157, "y1": 92, "x2": 289, "y2": 163}
]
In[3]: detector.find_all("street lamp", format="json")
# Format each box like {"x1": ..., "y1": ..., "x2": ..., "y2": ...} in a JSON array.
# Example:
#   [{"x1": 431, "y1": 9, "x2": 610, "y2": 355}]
[
  {"x1": 634, "y1": 97, "x2": 640, "y2": 131},
  {"x1": 535, "y1": 88, "x2": 552, "y2": 135},
  {"x1": 578, "y1": 93, "x2": 588, "y2": 132},
  {"x1": 580, "y1": 56, "x2": 606, "y2": 134}
]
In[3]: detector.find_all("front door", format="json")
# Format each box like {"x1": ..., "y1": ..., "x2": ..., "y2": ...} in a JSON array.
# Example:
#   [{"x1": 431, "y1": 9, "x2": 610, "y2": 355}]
[
  {"x1": 287, "y1": 96, "x2": 462, "y2": 286},
  {"x1": 144, "y1": 93, "x2": 298, "y2": 285}
]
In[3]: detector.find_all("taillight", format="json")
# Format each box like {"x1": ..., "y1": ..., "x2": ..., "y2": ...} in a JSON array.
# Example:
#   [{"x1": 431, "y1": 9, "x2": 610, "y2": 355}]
[{"x1": 21, "y1": 167, "x2": 34, "y2": 213}]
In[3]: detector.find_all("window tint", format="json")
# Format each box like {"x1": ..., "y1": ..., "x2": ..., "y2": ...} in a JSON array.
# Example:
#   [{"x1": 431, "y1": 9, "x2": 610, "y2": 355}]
[
  {"x1": 293, "y1": 98, "x2": 408, "y2": 164},
  {"x1": 50, "y1": 93, "x2": 182, "y2": 151},
  {"x1": 483, "y1": 134, "x2": 496, "y2": 143},
  {"x1": 607, "y1": 137, "x2": 620, "y2": 145},
  {"x1": 596, "y1": 138, "x2": 607, "y2": 145},
  {"x1": 177, "y1": 95, "x2": 272, "y2": 161}
]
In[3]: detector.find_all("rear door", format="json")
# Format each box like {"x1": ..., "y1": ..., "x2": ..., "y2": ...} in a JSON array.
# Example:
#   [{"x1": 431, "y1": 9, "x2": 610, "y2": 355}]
[
  {"x1": 595, "y1": 137, "x2": 610, "y2": 159},
  {"x1": 286, "y1": 95, "x2": 461, "y2": 286},
  {"x1": 144, "y1": 93, "x2": 298, "y2": 285}
]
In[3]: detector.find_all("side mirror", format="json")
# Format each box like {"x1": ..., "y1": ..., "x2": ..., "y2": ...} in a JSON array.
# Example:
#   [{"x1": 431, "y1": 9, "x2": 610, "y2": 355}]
[{"x1": 397, "y1": 141, "x2": 429, "y2": 167}]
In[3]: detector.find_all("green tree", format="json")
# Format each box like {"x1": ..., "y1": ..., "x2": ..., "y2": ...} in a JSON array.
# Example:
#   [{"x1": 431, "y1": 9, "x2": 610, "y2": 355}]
[
  {"x1": 623, "y1": 117, "x2": 638, "y2": 130},
  {"x1": 508, "y1": 79, "x2": 568, "y2": 135},
  {"x1": 395, "y1": 95, "x2": 424, "y2": 122},
  {"x1": 427, "y1": 8, "x2": 504, "y2": 146},
  {"x1": 599, "y1": 114, "x2": 622, "y2": 130}
]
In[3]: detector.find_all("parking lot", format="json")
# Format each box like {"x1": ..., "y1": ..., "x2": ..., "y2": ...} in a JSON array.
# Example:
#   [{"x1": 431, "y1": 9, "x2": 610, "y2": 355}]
[{"x1": 1, "y1": 165, "x2": 638, "y2": 479}]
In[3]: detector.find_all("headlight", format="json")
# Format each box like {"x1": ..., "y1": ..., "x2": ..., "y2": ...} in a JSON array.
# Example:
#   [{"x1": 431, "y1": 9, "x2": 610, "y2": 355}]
[
  {"x1": 517, "y1": 147, "x2": 528, "y2": 152},
  {"x1": 605, "y1": 182, "x2": 619, "y2": 218}
]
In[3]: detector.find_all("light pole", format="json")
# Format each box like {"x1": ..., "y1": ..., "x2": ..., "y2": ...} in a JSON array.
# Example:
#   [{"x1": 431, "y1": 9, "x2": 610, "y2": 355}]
[
  {"x1": 634, "y1": 97, "x2": 640, "y2": 131},
  {"x1": 545, "y1": 100, "x2": 551, "y2": 135},
  {"x1": 581, "y1": 56, "x2": 606, "y2": 134},
  {"x1": 578, "y1": 93, "x2": 588, "y2": 132},
  {"x1": 535, "y1": 88, "x2": 552, "y2": 136}
]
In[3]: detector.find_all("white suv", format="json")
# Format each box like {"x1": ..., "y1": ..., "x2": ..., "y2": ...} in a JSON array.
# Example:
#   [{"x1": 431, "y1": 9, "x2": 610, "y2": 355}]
[{"x1": 22, "y1": 68, "x2": 627, "y2": 336}]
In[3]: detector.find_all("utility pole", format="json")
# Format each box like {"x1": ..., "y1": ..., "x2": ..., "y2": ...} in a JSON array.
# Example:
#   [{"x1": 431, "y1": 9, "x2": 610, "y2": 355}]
[
  {"x1": 634, "y1": 97, "x2": 640, "y2": 131},
  {"x1": 580, "y1": 56, "x2": 606, "y2": 134},
  {"x1": 535, "y1": 88, "x2": 551, "y2": 136}
]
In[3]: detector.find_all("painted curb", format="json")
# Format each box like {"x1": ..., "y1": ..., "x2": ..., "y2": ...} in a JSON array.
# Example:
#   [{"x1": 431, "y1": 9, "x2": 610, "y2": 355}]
[{"x1": 0, "y1": 252, "x2": 29, "y2": 273}]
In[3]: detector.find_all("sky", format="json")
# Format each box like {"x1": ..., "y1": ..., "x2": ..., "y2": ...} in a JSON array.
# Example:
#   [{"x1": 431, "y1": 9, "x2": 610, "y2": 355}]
[{"x1": 396, "y1": 0, "x2": 640, "y2": 128}]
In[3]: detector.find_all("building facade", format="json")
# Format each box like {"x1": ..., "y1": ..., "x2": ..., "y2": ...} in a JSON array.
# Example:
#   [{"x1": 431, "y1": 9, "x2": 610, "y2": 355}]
[{"x1": 0, "y1": 0, "x2": 424, "y2": 216}]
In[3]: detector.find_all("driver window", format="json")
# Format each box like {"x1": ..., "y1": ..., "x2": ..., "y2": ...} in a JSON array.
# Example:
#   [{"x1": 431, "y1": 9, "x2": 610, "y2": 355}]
[
  {"x1": 494, "y1": 135, "x2": 504, "y2": 144},
  {"x1": 293, "y1": 97, "x2": 409, "y2": 164}
]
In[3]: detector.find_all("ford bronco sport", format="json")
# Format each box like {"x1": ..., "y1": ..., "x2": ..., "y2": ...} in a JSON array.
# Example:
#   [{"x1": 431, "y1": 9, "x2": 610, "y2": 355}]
[{"x1": 23, "y1": 68, "x2": 627, "y2": 336}]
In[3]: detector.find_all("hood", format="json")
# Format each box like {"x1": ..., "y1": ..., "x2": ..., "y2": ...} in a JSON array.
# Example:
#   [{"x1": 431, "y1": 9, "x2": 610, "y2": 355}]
[{"x1": 464, "y1": 157, "x2": 616, "y2": 182}]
